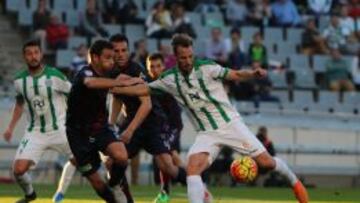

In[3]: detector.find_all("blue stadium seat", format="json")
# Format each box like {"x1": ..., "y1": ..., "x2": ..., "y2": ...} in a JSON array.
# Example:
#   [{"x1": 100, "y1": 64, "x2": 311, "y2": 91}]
[
  {"x1": 264, "y1": 27, "x2": 283, "y2": 43},
  {"x1": 188, "y1": 12, "x2": 203, "y2": 27},
  {"x1": 18, "y1": 8, "x2": 33, "y2": 27},
  {"x1": 318, "y1": 91, "x2": 340, "y2": 104},
  {"x1": 294, "y1": 69, "x2": 317, "y2": 89},
  {"x1": 68, "y1": 36, "x2": 87, "y2": 49},
  {"x1": 104, "y1": 24, "x2": 122, "y2": 36},
  {"x1": 289, "y1": 54, "x2": 311, "y2": 70},
  {"x1": 293, "y1": 90, "x2": 314, "y2": 109},
  {"x1": 53, "y1": 0, "x2": 74, "y2": 12},
  {"x1": 241, "y1": 26, "x2": 259, "y2": 42},
  {"x1": 313, "y1": 55, "x2": 329, "y2": 72},
  {"x1": 286, "y1": 28, "x2": 303, "y2": 45},
  {"x1": 276, "y1": 42, "x2": 297, "y2": 54},
  {"x1": 159, "y1": 39, "x2": 171, "y2": 47},
  {"x1": 65, "y1": 10, "x2": 80, "y2": 28},
  {"x1": 56, "y1": 50, "x2": 76, "y2": 68},
  {"x1": 75, "y1": 0, "x2": 87, "y2": 11},
  {"x1": 268, "y1": 71, "x2": 287, "y2": 89},
  {"x1": 147, "y1": 39, "x2": 158, "y2": 52},
  {"x1": 272, "y1": 90, "x2": 289, "y2": 103},
  {"x1": 6, "y1": 0, "x2": 20, "y2": 12},
  {"x1": 204, "y1": 12, "x2": 224, "y2": 27},
  {"x1": 124, "y1": 24, "x2": 145, "y2": 39},
  {"x1": 343, "y1": 92, "x2": 360, "y2": 105},
  {"x1": 268, "y1": 53, "x2": 288, "y2": 65},
  {"x1": 18, "y1": 0, "x2": 38, "y2": 12}
]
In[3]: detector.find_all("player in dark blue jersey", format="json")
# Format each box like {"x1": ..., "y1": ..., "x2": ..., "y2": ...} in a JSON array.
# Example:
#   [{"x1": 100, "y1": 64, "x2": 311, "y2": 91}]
[
  {"x1": 108, "y1": 34, "x2": 187, "y2": 203},
  {"x1": 66, "y1": 40, "x2": 141, "y2": 203},
  {"x1": 147, "y1": 53, "x2": 185, "y2": 202}
]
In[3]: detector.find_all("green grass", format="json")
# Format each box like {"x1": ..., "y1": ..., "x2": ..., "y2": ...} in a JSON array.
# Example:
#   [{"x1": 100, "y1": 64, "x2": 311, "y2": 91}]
[{"x1": 0, "y1": 184, "x2": 359, "y2": 202}]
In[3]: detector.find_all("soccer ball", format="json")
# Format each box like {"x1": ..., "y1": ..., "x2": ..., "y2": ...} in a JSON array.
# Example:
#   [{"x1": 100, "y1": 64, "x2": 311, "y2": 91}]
[{"x1": 230, "y1": 156, "x2": 258, "y2": 183}]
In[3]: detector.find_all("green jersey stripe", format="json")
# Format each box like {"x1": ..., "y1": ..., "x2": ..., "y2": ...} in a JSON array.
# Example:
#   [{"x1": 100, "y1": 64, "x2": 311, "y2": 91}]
[
  {"x1": 220, "y1": 68, "x2": 229, "y2": 80},
  {"x1": 22, "y1": 77, "x2": 35, "y2": 132},
  {"x1": 195, "y1": 66, "x2": 231, "y2": 123},
  {"x1": 33, "y1": 77, "x2": 46, "y2": 133},
  {"x1": 174, "y1": 71, "x2": 205, "y2": 131},
  {"x1": 200, "y1": 107, "x2": 218, "y2": 130},
  {"x1": 46, "y1": 74, "x2": 58, "y2": 130}
]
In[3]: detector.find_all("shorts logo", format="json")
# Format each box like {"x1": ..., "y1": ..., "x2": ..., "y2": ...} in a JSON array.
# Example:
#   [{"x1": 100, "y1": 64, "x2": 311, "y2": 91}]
[
  {"x1": 78, "y1": 164, "x2": 92, "y2": 173},
  {"x1": 19, "y1": 138, "x2": 29, "y2": 154}
]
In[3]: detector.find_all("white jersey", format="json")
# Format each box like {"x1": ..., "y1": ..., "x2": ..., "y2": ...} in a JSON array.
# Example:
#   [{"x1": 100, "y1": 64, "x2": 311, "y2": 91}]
[
  {"x1": 149, "y1": 59, "x2": 240, "y2": 131},
  {"x1": 13, "y1": 65, "x2": 71, "y2": 133}
]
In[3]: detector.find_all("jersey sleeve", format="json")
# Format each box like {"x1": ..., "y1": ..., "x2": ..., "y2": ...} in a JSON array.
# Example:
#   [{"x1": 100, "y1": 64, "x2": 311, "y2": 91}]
[
  {"x1": 53, "y1": 77, "x2": 72, "y2": 94},
  {"x1": 148, "y1": 78, "x2": 172, "y2": 95},
  {"x1": 207, "y1": 64, "x2": 230, "y2": 81}
]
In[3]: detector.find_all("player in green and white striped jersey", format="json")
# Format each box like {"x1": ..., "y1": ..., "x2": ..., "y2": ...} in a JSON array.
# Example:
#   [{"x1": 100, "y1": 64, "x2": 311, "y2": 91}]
[
  {"x1": 2, "y1": 40, "x2": 76, "y2": 203},
  {"x1": 111, "y1": 34, "x2": 309, "y2": 203}
]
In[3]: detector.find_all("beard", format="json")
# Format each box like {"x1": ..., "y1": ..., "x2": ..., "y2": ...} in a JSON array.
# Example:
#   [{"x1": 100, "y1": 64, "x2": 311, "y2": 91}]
[{"x1": 27, "y1": 60, "x2": 41, "y2": 70}]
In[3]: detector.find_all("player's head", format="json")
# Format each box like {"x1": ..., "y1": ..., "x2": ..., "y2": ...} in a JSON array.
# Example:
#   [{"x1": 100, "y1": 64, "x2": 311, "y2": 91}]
[
  {"x1": 22, "y1": 40, "x2": 42, "y2": 70},
  {"x1": 89, "y1": 40, "x2": 114, "y2": 72},
  {"x1": 171, "y1": 33, "x2": 194, "y2": 74},
  {"x1": 109, "y1": 34, "x2": 129, "y2": 68},
  {"x1": 147, "y1": 53, "x2": 165, "y2": 79}
]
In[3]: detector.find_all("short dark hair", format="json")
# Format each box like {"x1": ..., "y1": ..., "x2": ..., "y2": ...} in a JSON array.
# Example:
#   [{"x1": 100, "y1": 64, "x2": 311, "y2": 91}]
[
  {"x1": 148, "y1": 53, "x2": 164, "y2": 62},
  {"x1": 109, "y1": 34, "x2": 129, "y2": 46},
  {"x1": 23, "y1": 40, "x2": 41, "y2": 53},
  {"x1": 89, "y1": 40, "x2": 113, "y2": 56},
  {"x1": 230, "y1": 27, "x2": 240, "y2": 35},
  {"x1": 171, "y1": 33, "x2": 193, "y2": 54}
]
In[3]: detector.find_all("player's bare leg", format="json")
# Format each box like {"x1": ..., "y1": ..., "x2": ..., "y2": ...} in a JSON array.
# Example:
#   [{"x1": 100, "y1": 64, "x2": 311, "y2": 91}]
[
  {"x1": 253, "y1": 151, "x2": 309, "y2": 203},
  {"x1": 86, "y1": 172, "x2": 117, "y2": 203},
  {"x1": 13, "y1": 159, "x2": 37, "y2": 203},
  {"x1": 155, "y1": 153, "x2": 187, "y2": 185}
]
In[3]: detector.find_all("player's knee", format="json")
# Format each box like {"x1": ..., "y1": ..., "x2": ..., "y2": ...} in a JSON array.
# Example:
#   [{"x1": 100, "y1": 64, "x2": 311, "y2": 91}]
[
  {"x1": 13, "y1": 164, "x2": 28, "y2": 176},
  {"x1": 187, "y1": 162, "x2": 203, "y2": 176},
  {"x1": 257, "y1": 157, "x2": 276, "y2": 170},
  {"x1": 111, "y1": 152, "x2": 128, "y2": 164}
]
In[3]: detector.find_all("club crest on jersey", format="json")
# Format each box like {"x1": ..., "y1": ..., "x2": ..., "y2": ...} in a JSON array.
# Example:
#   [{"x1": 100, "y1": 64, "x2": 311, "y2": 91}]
[
  {"x1": 31, "y1": 95, "x2": 49, "y2": 116},
  {"x1": 45, "y1": 79, "x2": 52, "y2": 87}
]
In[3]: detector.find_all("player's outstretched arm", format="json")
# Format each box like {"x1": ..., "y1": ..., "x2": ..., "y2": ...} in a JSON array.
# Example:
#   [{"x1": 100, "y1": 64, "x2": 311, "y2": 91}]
[
  {"x1": 3, "y1": 96, "x2": 24, "y2": 143},
  {"x1": 111, "y1": 84, "x2": 150, "y2": 96},
  {"x1": 83, "y1": 77, "x2": 132, "y2": 89},
  {"x1": 226, "y1": 68, "x2": 267, "y2": 82}
]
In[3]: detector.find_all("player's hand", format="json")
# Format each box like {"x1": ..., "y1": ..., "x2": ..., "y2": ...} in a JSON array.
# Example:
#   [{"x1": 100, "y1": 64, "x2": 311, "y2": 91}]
[
  {"x1": 116, "y1": 74, "x2": 132, "y2": 81},
  {"x1": 3, "y1": 128, "x2": 13, "y2": 143},
  {"x1": 253, "y1": 68, "x2": 267, "y2": 79},
  {"x1": 123, "y1": 77, "x2": 145, "y2": 86},
  {"x1": 120, "y1": 128, "x2": 134, "y2": 144}
]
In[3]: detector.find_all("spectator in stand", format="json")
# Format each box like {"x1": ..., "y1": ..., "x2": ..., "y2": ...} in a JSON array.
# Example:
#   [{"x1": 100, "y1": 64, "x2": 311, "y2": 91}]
[
  {"x1": 131, "y1": 39, "x2": 149, "y2": 68},
  {"x1": 205, "y1": 27, "x2": 227, "y2": 65},
  {"x1": 226, "y1": 0, "x2": 248, "y2": 27},
  {"x1": 101, "y1": 0, "x2": 124, "y2": 23},
  {"x1": 339, "y1": 5, "x2": 356, "y2": 37},
  {"x1": 70, "y1": 44, "x2": 88, "y2": 76},
  {"x1": 117, "y1": 0, "x2": 144, "y2": 24},
  {"x1": 146, "y1": 1, "x2": 172, "y2": 38},
  {"x1": 46, "y1": 15, "x2": 69, "y2": 50},
  {"x1": 225, "y1": 27, "x2": 246, "y2": 70},
  {"x1": 248, "y1": 32, "x2": 268, "y2": 68},
  {"x1": 194, "y1": 0, "x2": 219, "y2": 13},
  {"x1": 307, "y1": 0, "x2": 333, "y2": 16},
  {"x1": 325, "y1": 48, "x2": 355, "y2": 92},
  {"x1": 158, "y1": 43, "x2": 176, "y2": 69},
  {"x1": 301, "y1": 18, "x2": 328, "y2": 55},
  {"x1": 247, "y1": 0, "x2": 272, "y2": 26},
  {"x1": 33, "y1": 0, "x2": 51, "y2": 52},
  {"x1": 271, "y1": 0, "x2": 301, "y2": 27},
  {"x1": 348, "y1": 0, "x2": 360, "y2": 18},
  {"x1": 170, "y1": 2, "x2": 197, "y2": 38},
  {"x1": 79, "y1": 0, "x2": 109, "y2": 39},
  {"x1": 322, "y1": 15, "x2": 350, "y2": 51}
]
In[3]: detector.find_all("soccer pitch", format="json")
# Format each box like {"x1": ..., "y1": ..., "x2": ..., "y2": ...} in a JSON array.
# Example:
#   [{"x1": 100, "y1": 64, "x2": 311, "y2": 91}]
[{"x1": 0, "y1": 184, "x2": 359, "y2": 203}]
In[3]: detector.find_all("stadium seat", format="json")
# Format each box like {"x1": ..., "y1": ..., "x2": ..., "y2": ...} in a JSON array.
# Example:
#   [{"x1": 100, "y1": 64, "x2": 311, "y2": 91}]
[
  {"x1": 6, "y1": 0, "x2": 20, "y2": 12},
  {"x1": 276, "y1": 42, "x2": 297, "y2": 54},
  {"x1": 268, "y1": 53, "x2": 287, "y2": 65},
  {"x1": 272, "y1": 90, "x2": 290, "y2": 103},
  {"x1": 233, "y1": 101, "x2": 256, "y2": 114},
  {"x1": 18, "y1": 8, "x2": 33, "y2": 27},
  {"x1": 160, "y1": 39, "x2": 171, "y2": 47},
  {"x1": 56, "y1": 50, "x2": 76, "y2": 68},
  {"x1": 268, "y1": 71, "x2": 287, "y2": 89},
  {"x1": 204, "y1": 12, "x2": 224, "y2": 27},
  {"x1": 19, "y1": 0, "x2": 38, "y2": 12},
  {"x1": 75, "y1": 0, "x2": 87, "y2": 11},
  {"x1": 241, "y1": 26, "x2": 259, "y2": 42},
  {"x1": 318, "y1": 15, "x2": 330, "y2": 31},
  {"x1": 294, "y1": 69, "x2": 317, "y2": 89},
  {"x1": 286, "y1": 28, "x2": 303, "y2": 45},
  {"x1": 343, "y1": 92, "x2": 360, "y2": 105},
  {"x1": 193, "y1": 39, "x2": 206, "y2": 57},
  {"x1": 313, "y1": 55, "x2": 329, "y2": 72},
  {"x1": 124, "y1": 24, "x2": 145, "y2": 39},
  {"x1": 258, "y1": 102, "x2": 281, "y2": 114},
  {"x1": 289, "y1": 54, "x2": 311, "y2": 70},
  {"x1": 264, "y1": 27, "x2": 283, "y2": 43},
  {"x1": 188, "y1": 12, "x2": 203, "y2": 27},
  {"x1": 147, "y1": 39, "x2": 158, "y2": 52},
  {"x1": 53, "y1": 0, "x2": 74, "y2": 12},
  {"x1": 65, "y1": 10, "x2": 80, "y2": 28},
  {"x1": 318, "y1": 91, "x2": 340, "y2": 104},
  {"x1": 68, "y1": 36, "x2": 87, "y2": 49},
  {"x1": 104, "y1": 24, "x2": 122, "y2": 36},
  {"x1": 293, "y1": 90, "x2": 314, "y2": 104},
  {"x1": 194, "y1": 26, "x2": 212, "y2": 39}
]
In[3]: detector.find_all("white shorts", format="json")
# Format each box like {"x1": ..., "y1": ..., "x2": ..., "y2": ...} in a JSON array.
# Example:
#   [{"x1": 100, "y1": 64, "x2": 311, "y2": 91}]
[
  {"x1": 14, "y1": 129, "x2": 73, "y2": 168},
  {"x1": 187, "y1": 117, "x2": 266, "y2": 164}
]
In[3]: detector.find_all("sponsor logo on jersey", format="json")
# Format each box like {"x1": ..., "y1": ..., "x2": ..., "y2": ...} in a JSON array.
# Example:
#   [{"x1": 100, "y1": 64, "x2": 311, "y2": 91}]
[{"x1": 31, "y1": 95, "x2": 49, "y2": 116}]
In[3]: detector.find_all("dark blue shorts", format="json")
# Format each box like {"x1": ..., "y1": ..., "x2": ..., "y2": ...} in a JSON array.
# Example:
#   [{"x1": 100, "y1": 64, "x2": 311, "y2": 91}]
[{"x1": 66, "y1": 127, "x2": 119, "y2": 176}]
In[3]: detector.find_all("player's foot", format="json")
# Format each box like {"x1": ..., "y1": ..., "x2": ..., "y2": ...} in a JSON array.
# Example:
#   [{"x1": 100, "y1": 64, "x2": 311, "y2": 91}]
[
  {"x1": 204, "y1": 188, "x2": 213, "y2": 203},
  {"x1": 293, "y1": 180, "x2": 309, "y2": 203},
  {"x1": 52, "y1": 192, "x2": 64, "y2": 203},
  {"x1": 153, "y1": 190, "x2": 170, "y2": 203},
  {"x1": 16, "y1": 191, "x2": 37, "y2": 203},
  {"x1": 112, "y1": 184, "x2": 128, "y2": 203}
]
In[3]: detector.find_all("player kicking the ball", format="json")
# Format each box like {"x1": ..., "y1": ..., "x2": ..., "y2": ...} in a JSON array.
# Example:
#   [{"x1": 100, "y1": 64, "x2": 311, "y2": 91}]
[{"x1": 111, "y1": 34, "x2": 309, "y2": 203}]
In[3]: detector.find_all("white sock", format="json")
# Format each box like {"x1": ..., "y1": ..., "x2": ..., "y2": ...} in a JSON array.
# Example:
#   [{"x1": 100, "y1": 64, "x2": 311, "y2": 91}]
[
  {"x1": 56, "y1": 161, "x2": 76, "y2": 194},
  {"x1": 187, "y1": 175, "x2": 204, "y2": 203},
  {"x1": 274, "y1": 157, "x2": 298, "y2": 186},
  {"x1": 14, "y1": 172, "x2": 34, "y2": 195}
]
